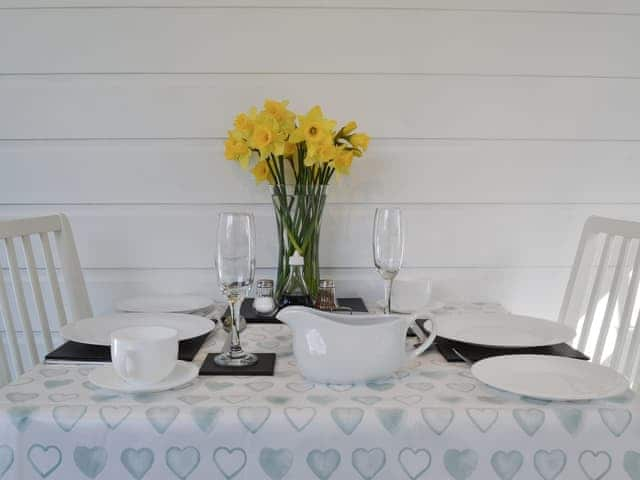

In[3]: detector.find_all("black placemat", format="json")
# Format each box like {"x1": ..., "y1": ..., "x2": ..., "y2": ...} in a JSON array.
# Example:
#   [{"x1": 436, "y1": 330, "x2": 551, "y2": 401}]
[
  {"x1": 413, "y1": 319, "x2": 589, "y2": 363},
  {"x1": 44, "y1": 333, "x2": 209, "y2": 364},
  {"x1": 199, "y1": 353, "x2": 276, "y2": 376},
  {"x1": 225, "y1": 297, "x2": 368, "y2": 324}
]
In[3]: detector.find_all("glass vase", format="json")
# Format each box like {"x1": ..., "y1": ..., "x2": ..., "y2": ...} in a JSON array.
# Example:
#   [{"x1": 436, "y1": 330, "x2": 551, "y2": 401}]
[{"x1": 271, "y1": 184, "x2": 327, "y2": 302}]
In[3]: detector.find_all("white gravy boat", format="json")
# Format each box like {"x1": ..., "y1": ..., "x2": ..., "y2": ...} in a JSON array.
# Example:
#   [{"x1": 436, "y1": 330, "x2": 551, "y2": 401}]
[{"x1": 277, "y1": 306, "x2": 436, "y2": 384}]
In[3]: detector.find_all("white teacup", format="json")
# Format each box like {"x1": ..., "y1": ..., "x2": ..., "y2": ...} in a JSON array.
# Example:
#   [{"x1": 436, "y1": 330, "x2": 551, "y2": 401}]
[
  {"x1": 111, "y1": 326, "x2": 178, "y2": 385},
  {"x1": 391, "y1": 278, "x2": 432, "y2": 313}
]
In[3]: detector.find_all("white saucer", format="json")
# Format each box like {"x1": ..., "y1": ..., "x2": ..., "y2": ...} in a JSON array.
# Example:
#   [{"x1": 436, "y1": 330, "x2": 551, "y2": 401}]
[
  {"x1": 376, "y1": 300, "x2": 445, "y2": 315},
  {"x1": 472, "y1": 355, "x2": 629, "y2": 401},
  {"x1": 116, "y1": 295, "x2": 214, "y2": 314},
  {"x1": 88, "y1": 360, "x2": 199, "y2": 393}
]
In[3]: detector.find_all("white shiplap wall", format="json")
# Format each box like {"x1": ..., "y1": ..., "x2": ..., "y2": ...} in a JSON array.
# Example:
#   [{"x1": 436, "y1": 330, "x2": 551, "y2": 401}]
[{"x1": 1, "y1": 1, "x2": 640, "y2": 332}]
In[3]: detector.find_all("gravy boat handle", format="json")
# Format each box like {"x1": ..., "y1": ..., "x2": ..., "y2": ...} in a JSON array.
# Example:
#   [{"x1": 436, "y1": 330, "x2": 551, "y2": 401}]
[{"x1": 407, "y1": 317, "x2": 436, "y2": 358}]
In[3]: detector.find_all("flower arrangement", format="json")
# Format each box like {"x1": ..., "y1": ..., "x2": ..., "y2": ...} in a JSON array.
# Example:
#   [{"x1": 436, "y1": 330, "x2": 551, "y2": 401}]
[
  {"x1": 225, "y1": 99, "x2": 369, "y2": 185},
  {"x1": 224, "y1": 99, "x2": 370, "y2": 300}
]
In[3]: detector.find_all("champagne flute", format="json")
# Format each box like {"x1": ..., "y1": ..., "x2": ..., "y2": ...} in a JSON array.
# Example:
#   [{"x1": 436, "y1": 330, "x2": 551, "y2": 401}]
[
  {"x1": 214, "y1": 212, "x2": 258, "y2": 367},
  {"x1": 373, "y1": 208, "x2": 404, "y2": 314}
]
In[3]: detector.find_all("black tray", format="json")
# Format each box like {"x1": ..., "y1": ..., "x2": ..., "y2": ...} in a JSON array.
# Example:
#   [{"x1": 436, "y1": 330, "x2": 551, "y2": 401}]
[
  {"x1": 45, "y1": 333, "x2": 209, "y2": 364},
  {"x1": 225, "y1": 297, "x2": 368, "y2": 323}
]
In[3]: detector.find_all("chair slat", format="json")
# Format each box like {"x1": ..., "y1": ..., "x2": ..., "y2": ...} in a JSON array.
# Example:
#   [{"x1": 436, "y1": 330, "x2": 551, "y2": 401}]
[
  {"x1": 558, "y1": 224, "x2": 600, "y2": 328},
  {"x1": 611, "y1": 242, "x2": 640, "y2": 371},
  {"x1": 0, "y1": 337, "x2": 11, "y2": 385},
  {"x1": 4, "y1": 238, "x2": 39, "y2": 365},
  {"x1": 578, "y1": 234, "x2": 613, "y2": 352},
  {"x1": 40, "y1": 232, "x2": 68, "y2": 328},
  {"x1": 593, "y1": 237, "x2": 630, "y2": 363},
  {"x1": 21, "y1": 235, "x2": 53, "y2": 352},
  {"x1": 0, "y1": 266, "x2": 24, "y2": 375}
]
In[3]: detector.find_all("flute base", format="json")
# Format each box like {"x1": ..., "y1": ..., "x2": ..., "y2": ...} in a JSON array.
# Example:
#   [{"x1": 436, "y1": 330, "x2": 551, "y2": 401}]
[
  {"x1": 200, "y1": 353, "x2": 275, "y2": 376},
  {"x1": 213, "y1": 351, "x2": 258, "y2": 367}
]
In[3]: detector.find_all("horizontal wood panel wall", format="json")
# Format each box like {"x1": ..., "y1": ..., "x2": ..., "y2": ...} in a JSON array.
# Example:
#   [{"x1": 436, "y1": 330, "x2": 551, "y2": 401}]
[{"x1": 1, "y1": 2, "x2": 639, "y2": 344}]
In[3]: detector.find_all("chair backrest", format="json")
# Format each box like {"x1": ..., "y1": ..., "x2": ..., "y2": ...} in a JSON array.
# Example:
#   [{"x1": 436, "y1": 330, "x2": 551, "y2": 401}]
[
  {"x1": 559, "y1": 215, "x2": 640, "y2": 386},
  {"x1": 0, "y1": 214, "x2": 91, "y2": 384}
]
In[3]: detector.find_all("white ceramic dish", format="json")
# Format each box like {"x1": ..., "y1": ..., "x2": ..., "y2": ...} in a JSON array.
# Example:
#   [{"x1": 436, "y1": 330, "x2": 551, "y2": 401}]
[
  {"x1": 277, "y1": 306, "x2": 436, "y2": 384},
  {"x1": 89, "y1": 360, "x2": 199, "y2": 393},
  {"x1": 116, "y1": 295, "x2": 214, "y2": 314},
  {"x1": 61, "y1": 313, "x2": 214, "y2": 346},
  {"x1": 472, "y1": 354, "x2": 629, "y2": 401},
  {"x1": 434, "y1": 312, "x2": 575, "y2": 347}
]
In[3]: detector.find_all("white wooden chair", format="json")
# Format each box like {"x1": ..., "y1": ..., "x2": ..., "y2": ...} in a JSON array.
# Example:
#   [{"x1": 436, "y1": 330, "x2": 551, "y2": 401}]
[
  {"x1": 0, "y1": 214, "x2": 91, "y2": 385},
  {"x1": 559, "y1": 215, "x2": 640, "y2": 388}
]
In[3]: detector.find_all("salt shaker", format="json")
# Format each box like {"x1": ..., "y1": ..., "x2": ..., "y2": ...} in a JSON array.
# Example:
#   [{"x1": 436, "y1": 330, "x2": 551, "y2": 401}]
[
  {"x1": 315, "y1": 279, "x2": 339, "y2": 311},
  {"x1": 253, "y1": 279, "x2": 276, "y2": 315}
]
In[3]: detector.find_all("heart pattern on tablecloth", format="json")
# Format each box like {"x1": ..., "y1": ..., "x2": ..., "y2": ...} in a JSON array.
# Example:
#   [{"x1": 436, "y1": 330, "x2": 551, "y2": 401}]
[
  {"x1": 491, "y1": 450, "x2": 523, "y2": 480},
  {"x1": 599, "y1": 408, "x2": 631, "y2": 437},
  {"x1": 121, "y1": 448, "x2": 154, "y2": 480},
  {"x1": 444, "y1": 449, "x2": 478, "y2": 480},
  {"x1": 213, "y1": 447, "x2": 247, "y2": 480},
  {"x1": 578, "y1": 450, "x2": 611, "y2": 480},
  {"x1": 165, "y1": 447, "x2": 199, "y2": 480},
  {"x1": 53, "y1": 405, "x2": 86, "y2": 432},
  {"x1": 421, "y1": 408, "x2": 454, "y2": 435},
  {"x1": 331, "y1": 408, "x2": 364, "y2": 435},
  {"x1": 513, "y1": 408, "x2": 545, "y2": 436},
  {"x1": 352, "y1": 448, "x2": 386, "y2": 480},
  {"x1": 0, "y1": 446, "x2": 13, "y2": 478},
  {"x1": 398, "y1": 448, "x2": 430, "y2": 480},
  {"x1": 259, "y1": 448, "x2": 293, "y2": 480},
  {"x1": 238, "y1": 407, "x2": 270, "y2": 433},
  {"x1": 307, "y1": 449, "x2": 340, "y2": 480},
  {"x1": 99, "y1": 406, "x2": 131, "y2": 430},
  {"x1": 533, "y1": 449, "x2": 566, "y2": 480},
  {"x1": 284, "y1": 407, "x2": 316, "y2": 432},
  {"x1": 191, "y1": 407, "x2": 221, "y2": 433},
  {"x1": 28, "y1": 444, "x2": 62, "y2": 478},
  {"x1": 375, "y1": 408, "x2": 406, "y2": 434},
  {"x1": 624, "y1": 451, "x2": 640, "y2": 480},
  {"x1": 74, "y1": 446, "x2": 108, "y2": 479},
  {"x1": 146, "y1": 407, "x2": 179, "y2": 434},
  {"x1": 466, "y1": 408, "x2": 498, "y2": 433}
]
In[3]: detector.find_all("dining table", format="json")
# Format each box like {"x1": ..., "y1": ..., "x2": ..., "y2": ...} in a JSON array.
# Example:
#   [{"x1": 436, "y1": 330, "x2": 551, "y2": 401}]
[{"x1": 0, "y1": 301, "x2": 638, "y2": 480}]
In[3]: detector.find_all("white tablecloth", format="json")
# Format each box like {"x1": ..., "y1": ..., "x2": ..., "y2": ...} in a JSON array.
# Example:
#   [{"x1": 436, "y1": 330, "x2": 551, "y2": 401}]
[{"x1": 0, "y1": 303, "x2": 638, "y2": 479}]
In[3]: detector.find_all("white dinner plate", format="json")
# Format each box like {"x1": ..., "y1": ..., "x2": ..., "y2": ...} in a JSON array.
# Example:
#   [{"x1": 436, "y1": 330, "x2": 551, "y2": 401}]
[
  {"x1": 433, "y1": 312, "x2": 575, "y2": 347},
  {"x1": 61, "y1": 313, "x2": 215, "y2": 346},
  {"x1": 89, "y1": 360, "x2": 199, "y2": 393},
  {"x1": 472, "y1": 355, "x2": 629, "y2": 401},
  {"x1": 116, "y1": 295, "x2": 214, "y2": 314}
]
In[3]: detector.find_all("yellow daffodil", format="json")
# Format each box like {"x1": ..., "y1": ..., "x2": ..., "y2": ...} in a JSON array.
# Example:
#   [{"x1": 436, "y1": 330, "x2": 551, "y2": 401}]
[
  {"x1": 331, "y1": 147, "x2": 354, "y2": 175},
  {"x1": 224, "y1": 130, "x2": 252, "y2": 169},
  {"x1": 341, "y1": 121, "x2": 357, "y2": 135},
  {"x1": 291, "y1": 106, "x2": 336, "y2": 146},
  {"x1": 249, "y1": 113, "x2": 287, "y2": 160},
  {"x1": 233, "y1": 107, "x2": 257, "y2": 135},
  {"x1": 349, "y1": 133, "x2": 370, "y2": 152},
  {"x1": 318, "y1": 141, "x2": 337, "y2": 163},
  {"x1": 264, "y1": 99, "x2": 296, "y2": 132},
  {"x1": 252, "y1": 159, "x2": 272, "y2": 184}
]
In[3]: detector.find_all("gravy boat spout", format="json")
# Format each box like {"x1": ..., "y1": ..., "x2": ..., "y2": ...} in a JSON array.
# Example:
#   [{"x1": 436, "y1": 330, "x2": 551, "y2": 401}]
[{"x1": 276, "y1": 306, "x2": 436, "y2": 384}]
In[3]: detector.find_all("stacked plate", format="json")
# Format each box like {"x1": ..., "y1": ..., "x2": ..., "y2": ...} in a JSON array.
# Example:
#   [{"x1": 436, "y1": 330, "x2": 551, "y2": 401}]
[
  {"x1": 116, "y1": 295, "x2": 215, "y2": 315},
  {"x1": 58, "y1": 295, "x2": 216, "y2": 393},
  {"x1": 433, "y1": 312, "x2": 629, "y2": 400}
]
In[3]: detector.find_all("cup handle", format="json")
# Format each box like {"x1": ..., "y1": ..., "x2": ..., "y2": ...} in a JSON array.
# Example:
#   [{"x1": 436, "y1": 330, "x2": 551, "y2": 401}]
[{"x1": 407, "y1": 317, "x2": 436, "y2": 358}]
